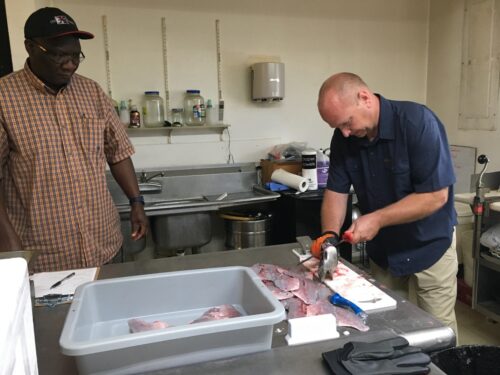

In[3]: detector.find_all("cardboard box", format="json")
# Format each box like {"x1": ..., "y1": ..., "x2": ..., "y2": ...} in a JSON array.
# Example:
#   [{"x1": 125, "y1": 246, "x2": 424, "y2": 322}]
[{"x1": 260, "y1": 159, "x2": 302, "y2": 183}]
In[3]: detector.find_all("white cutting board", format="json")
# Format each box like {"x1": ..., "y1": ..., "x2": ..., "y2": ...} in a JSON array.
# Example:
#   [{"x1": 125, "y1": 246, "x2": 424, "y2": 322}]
[{"x1": 301, "y1": 256, "x2": 397, "y2": 313}]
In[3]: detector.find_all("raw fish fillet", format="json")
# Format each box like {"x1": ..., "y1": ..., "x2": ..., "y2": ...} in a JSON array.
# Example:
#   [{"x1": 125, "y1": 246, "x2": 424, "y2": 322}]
[
  {"x1": 281, "y1": 297, "x2": 368, "y2": 331},
  {"x1": 292, "y1": 278, "x2": 330, "y2": 305},
  {"x1": 252, "y1": 263, "x2": 302, "y2": 285},
  {"x1": 274, "y1": 273, "x2": 300, "y2": 291},
  {"x1": 252, "y1": 263, "x2": 301, "y2": 292},
  {"x1": 252, "y1": 263, "x2": 370, "y2": 332},
  {"x1": 253, "y1": 263, "x2": 281, "y2": 281},
  {"x1": 191, "y1": 304, "x2": 242, "y2": 323},
  {"x1": 282, "y1": 297, "x2": 307, "y2": 319},
  {"x1": 263, "y1": 280, "x2": 294, "y2": 300},
  {"x1": 306, "y1": 300, "x2": 369, "y2": 332},
  {"x1": 128, "y1": 318, "x2": 170, "y2": 333},
  {"x1": 332, "y1": 304, "x2": 369, "y2": 332},
  {"x1": 292, "y1": 278, "x2": 320, "y2": 305}
]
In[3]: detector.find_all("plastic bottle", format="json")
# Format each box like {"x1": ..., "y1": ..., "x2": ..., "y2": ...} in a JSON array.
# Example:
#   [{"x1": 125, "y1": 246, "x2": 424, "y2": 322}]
[
  {"x1": 129, "y1": 105, "x2": 141, "y2": 128},
  {"x1": 206, "y1": 99, "x2": 219, "y2": 125},
  {"x1": 142, "y1": 91, "x2": 165, "y2": 128},
  {"x1": 119, "y1": 100, "x2": 129, "y2": 126},
  {"x1": 301, "y1": 149, "x2": 318, "y2": 190},
  {"x1": 184, "y1": 90, "x2": 205, "y2": 126},
  {"x1": 317, "y1": 148, "x2": 330, "y2": 188}
]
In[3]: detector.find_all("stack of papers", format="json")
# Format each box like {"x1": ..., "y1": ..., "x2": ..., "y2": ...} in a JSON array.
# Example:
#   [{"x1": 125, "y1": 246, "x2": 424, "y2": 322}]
[{"x1": 30, "y1": 267, "x2": 98, "y2": 301}]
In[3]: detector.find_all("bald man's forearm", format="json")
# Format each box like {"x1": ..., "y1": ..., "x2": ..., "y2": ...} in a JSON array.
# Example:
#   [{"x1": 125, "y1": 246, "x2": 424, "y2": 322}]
[
  {"x1": 371, "y1": 187, "x2": 449, "y2": 228},
  {"x1": 321, "y1": 189, "x2": 349, "y2": 234}
]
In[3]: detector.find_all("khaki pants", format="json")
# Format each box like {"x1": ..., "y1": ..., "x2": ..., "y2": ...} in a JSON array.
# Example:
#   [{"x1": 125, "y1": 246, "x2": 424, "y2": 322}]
[{"x1": 370, "y1": 231, "x2": 458, "y2": 341}]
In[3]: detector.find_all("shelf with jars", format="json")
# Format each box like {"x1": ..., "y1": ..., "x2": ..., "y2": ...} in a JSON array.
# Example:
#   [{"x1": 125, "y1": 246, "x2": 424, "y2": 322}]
[{"x1": 125, "y1": 124, "x2": 230, "y2": 144}]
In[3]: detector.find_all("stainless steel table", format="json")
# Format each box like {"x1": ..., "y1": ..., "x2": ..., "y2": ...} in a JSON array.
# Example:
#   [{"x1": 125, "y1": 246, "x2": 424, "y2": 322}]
[{"x1": 34, "y1": 243, "x2": 453, "y2": 374}]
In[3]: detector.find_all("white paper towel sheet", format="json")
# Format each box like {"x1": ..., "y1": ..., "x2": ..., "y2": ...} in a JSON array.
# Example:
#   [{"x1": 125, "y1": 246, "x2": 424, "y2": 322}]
[{"x1": 271, "y1": 168, "x2": 309, "y2": 192}]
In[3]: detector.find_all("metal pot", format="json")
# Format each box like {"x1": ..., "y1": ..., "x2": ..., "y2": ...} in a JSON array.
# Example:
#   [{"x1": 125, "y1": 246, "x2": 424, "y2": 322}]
[{"x1": 222, "y1": 212, "x2": 271, "y2": 250}]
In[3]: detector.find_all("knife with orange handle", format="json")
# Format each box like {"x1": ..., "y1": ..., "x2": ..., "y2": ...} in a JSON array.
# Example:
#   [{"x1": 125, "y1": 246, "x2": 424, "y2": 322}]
[{"x1": 297, "y1": 231, "x2": 354, "y2": 266}]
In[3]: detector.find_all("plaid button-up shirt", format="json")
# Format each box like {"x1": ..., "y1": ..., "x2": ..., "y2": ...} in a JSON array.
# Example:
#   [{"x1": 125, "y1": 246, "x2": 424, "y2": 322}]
[{"x1": 0, "y1": 62, "x2": 135, "y2": 272}]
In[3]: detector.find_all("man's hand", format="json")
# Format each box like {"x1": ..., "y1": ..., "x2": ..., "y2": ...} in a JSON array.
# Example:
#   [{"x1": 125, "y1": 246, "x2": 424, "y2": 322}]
[
  {"x1": 311, "y1": 232, "x2": 340, "y2": 258},
  {"x1": 347, "y1": 212, "x2": 381, "y2": 243},
  {"x1": 109, "y1": 157, "x2": 149, "y2": 241},
  {"x1": 130, "y1": 204, "x2": 148, "y2": 240}
]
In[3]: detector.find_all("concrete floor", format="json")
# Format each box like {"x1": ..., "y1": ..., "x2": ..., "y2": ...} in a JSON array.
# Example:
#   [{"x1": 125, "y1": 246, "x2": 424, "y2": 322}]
[{"x1": 456, "y1": 301, "x2": 500, "y2": 346}]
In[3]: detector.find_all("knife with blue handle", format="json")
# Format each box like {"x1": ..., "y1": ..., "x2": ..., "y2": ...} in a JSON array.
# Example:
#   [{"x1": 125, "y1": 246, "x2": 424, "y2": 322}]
[{"x1": 329, "y1": 292, "x2": 368, "y2": 324}]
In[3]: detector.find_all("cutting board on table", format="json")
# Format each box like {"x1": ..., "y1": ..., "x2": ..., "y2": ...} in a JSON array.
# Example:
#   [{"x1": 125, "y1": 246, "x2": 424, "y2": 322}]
[{"x1": 303, "y1": 258, "x2": 397, "y2": 313}]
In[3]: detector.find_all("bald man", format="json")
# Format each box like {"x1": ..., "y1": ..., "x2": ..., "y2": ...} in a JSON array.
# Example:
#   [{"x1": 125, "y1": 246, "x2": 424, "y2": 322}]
[{"x1": 315, "y1": 72, "x2": 459, "y2": 337}]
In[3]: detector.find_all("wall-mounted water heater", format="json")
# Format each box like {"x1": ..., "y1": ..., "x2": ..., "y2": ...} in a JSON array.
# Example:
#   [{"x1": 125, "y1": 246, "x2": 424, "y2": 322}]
[{"x1": 251, "y1": 62, "x2": 285, "y2": 102}]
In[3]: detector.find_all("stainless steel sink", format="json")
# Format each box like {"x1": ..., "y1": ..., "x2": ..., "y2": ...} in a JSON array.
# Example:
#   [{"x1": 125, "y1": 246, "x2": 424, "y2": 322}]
[
  {"x1": 146, "y1": 196, "x2": 206, "y2": 206},
  {"x1": 152, "y1": 212, "x2": 212, "y2": 255},
  {"x1": 110, "y1": 163, "x2": 280, "y2": 214},
  {"x1": 108, "y1": 163, "x2": 280, "y2": 255},
  {"x1": 139, "y1": 181, "x2": 162, "y2": 194},
  {"x1": 115, "y1": 196, "x2": 210, "y2": 213}
]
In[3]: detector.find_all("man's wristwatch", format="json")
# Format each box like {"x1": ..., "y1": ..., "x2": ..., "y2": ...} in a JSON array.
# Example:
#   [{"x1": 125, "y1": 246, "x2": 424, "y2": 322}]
[{"x1": 129, "y1": 195, "x2": 145, "y2": 206}]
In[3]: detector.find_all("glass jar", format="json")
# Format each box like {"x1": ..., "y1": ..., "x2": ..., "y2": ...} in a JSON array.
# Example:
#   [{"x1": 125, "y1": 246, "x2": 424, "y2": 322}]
[
  {"x1": 142, "y1": 91, "x2": 165, "y2": 128},
  {"x1": 171, "y1": 108, "x2": 184, "y2": 127},
  {"x1": 183, "y1": 89, "x2": 205, "y2": 126}
]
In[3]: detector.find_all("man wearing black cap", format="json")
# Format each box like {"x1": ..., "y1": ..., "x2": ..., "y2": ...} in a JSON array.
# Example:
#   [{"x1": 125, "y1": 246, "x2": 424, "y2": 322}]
[{"x1": 0, "y1": 8, "x2": 148, "y2": 272}]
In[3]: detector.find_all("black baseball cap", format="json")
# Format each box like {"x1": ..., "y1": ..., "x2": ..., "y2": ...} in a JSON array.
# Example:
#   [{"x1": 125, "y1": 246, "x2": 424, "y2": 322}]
[{"x1": 24, "y1": 7, "x2": 94, "y2": 40}]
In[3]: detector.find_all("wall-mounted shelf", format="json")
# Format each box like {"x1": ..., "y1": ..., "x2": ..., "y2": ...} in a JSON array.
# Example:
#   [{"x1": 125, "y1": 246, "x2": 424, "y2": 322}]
[{"x1": 126, "y1": 124, "x2": 230, "y2": 143}]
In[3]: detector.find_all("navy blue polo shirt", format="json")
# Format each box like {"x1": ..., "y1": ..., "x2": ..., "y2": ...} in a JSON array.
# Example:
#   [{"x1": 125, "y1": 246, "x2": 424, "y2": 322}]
[{"x1": 327, "y1": 95, "x2": 457, "y2": 276}]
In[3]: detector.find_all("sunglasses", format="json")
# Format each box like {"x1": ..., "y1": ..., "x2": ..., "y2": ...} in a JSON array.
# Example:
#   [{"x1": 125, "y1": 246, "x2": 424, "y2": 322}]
[{"x1": 30, "y1": 39, "x2": 85, "y2": 64}]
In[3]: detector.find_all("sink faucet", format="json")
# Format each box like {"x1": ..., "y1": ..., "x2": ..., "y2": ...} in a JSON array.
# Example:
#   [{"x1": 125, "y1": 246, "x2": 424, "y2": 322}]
[{"x1": 140, "y1": 171, "x2": 165, "y2": 183}]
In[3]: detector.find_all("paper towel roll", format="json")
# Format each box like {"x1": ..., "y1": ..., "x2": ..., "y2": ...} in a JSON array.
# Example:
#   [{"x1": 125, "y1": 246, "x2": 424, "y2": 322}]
[{"x1": 271, "y1": 169, "x2": 309, "y2": 192}]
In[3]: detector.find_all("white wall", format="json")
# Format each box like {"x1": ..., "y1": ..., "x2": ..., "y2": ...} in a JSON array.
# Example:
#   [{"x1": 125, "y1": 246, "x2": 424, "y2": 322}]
[
  {"x1": 428, "y1": 0, "x2": 500, "y2": 172},
  {"x1": 5, "y1": 0, "x2": 40, "y2": 68},
  {"x1": 7, "y1": 0, "x2": 431, "y2": 170}
]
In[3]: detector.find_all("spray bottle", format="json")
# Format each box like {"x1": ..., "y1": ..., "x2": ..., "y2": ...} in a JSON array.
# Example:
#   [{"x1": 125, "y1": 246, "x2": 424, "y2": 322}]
[
  {"x1": 317, "y1": 148, "x2": 330, "y2": 188},
  {"x1": 301, "y1": 149, "x2": 318, "y2": 190}
]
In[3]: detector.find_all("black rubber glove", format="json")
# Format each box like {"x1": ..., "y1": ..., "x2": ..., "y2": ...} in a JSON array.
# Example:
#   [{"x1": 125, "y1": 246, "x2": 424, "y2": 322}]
[
  {"x1": 343, "y1": 337, "x2": 421, "y2": 360},
  {"x1": 322, "y1": 337, "x2": 431, "y2": 375}
]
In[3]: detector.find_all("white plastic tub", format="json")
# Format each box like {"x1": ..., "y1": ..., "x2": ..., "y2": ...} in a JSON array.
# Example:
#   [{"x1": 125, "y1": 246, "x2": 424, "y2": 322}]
[
  {"x1": 0, "y1": 258, "x2": 38, "y2": 375},
  {"x1": 59, "y1": 266, "x2": 285, "y2": 375}
]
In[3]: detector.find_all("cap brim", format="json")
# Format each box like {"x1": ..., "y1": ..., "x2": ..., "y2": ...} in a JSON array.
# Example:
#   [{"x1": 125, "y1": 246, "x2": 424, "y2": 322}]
[{"x1": 48, "y1": 30, "x2": 94, "y2": 40}]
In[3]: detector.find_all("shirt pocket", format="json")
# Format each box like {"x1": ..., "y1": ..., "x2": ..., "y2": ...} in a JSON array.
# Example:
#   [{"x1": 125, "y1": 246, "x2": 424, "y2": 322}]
[
  {"x1": 80, "y1": 116, "x2": 106, "y2": 160},
  {"x1": 345, "y1": 158, "x2": 366, "y2": 200},
  {"x1": 388, "y1": 165, "x2": 413, "y2": 198}
]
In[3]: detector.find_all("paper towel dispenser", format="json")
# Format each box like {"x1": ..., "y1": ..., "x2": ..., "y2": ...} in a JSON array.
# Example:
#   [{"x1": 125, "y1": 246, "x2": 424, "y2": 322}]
[{"x1": 251, "y1": 62, "x2": 285, "y2": 102}]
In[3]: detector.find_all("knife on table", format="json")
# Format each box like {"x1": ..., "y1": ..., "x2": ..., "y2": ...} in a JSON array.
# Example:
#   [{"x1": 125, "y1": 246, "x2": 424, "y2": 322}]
[{"x1": 329, "y1": 292, "x2": 368, "y2": 324}]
